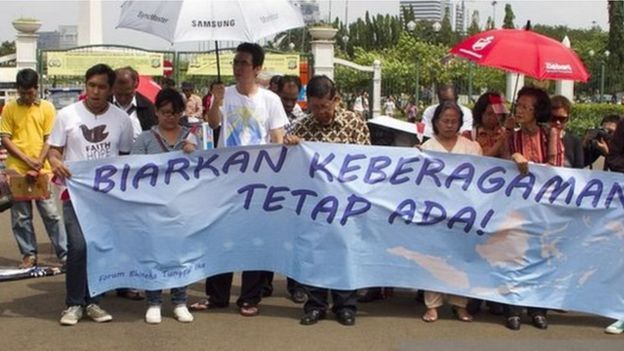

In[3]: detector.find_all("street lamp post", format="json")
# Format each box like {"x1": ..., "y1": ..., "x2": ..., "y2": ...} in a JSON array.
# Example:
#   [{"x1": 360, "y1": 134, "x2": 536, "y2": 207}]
[
  {"x1": 590, "y1": 49, "x2": 611, "y2": 103},
  {"x1": 431, "y1": 21, "x2": 442, "y2": 100},
  {"x1": 601, "y1": 50, "x2": 610, "y2": 103},
  {"x1": 491, "y1": 1, "x2": 498, "y2": 28},
  {"x1": 342, "y1": 35, "x2": 349, "y2": 52},
  {"x1": 432, "y1": 21, "x2": 441, "y2": 43},
  {"x1": 407, "y1": 20, "x2": 419, "y2": 104}
]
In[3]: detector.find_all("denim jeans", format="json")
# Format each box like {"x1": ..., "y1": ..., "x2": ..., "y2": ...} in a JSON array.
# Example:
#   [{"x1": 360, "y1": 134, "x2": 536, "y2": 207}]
[
  {"x1": 64, "y1": 201, "x2": 102, "y2": 306},
  {"x1": 146, "y1": 287, "x2": 188, "y2": 306},
  {"x1": 11, "y1": 198, "x2": 66, "y2": 259}
]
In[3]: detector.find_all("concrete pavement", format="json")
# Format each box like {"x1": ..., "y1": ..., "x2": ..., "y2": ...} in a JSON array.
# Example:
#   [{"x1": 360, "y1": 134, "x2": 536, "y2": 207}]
[{"x1": 0, "y1": 211, "x2": 622, "y2": 351}]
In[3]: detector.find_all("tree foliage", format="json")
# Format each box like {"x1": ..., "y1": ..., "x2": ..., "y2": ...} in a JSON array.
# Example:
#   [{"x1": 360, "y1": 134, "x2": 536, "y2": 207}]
[
  {"x1": 0, "y1": 41, "x2": 15, "y2": 56},
  {"x1": 467, "y1": 11, "x2": 481, "y2": 36},
  {"x1": 502, "y1": 4, "x2": 515, "y2": 29},
  {"x1": 607, "y1": 0, "x2": 624, "y2": 92}
]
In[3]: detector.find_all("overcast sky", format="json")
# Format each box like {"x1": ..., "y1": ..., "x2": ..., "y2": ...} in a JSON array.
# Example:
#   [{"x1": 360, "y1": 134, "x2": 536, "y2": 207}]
[{"x1": 0, "y1": 0, "x2": 610, "y2": 50}]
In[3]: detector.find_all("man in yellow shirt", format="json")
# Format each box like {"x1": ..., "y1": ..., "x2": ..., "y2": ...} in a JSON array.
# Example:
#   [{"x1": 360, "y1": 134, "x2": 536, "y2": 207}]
[{"x1": 0, "y1": 68, "x2": 66, "y2": 268}]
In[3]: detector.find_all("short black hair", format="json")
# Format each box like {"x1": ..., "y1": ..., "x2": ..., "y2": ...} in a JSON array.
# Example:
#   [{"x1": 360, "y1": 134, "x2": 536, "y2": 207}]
[
  {"x1": 85, "y1": 64, "x2": 116, "y2": 88},
  {"x1": 431, "y1": 100, "x2": 464, "y2": 135},
  {"x1": 236, "y1": 42, "x2": 265, "y2": 67},
  {"x1": 155, "y1": 88, "x2": 185, "y2": 114},
  {"x1": 472, "y1": 91, "x2": 503, "y2": 127},
  {"x1": 277, "y1": 75, "x2": 302, "y2": 93},
  {"x1": 16, "y1": 68, "x2": 38, "y2": 90},
  {"x1": 270, "y1": 75, "x2": 283, "y2": 86},
  {"x1": 306, "y1": 75, "x2": 336, "y2": 100},
  {"x1": 517, "y1": 86, "x2": 551, "y2": 124},
  {"x1": 601, "y1": 114, "x2": 621, "y2": 125},
  {"x1": 437, "y1": 84, "x2": 458, "y2": 102},
  {"x1": 115, "y1": 66, "x2": 139, "y2": 83},
  {"x1": 550, "y1": 95, "x2": 572, "y2": 114}
]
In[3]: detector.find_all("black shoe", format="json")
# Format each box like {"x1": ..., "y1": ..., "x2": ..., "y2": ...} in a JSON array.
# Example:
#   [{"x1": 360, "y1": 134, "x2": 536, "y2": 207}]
[
  {"x1": 336, "y1": 309, "x2": 356, "y2": 326},
  {"x1": 300, "y1": 310, "x2": 326, "y2": 325},
  {"x1": 506, "y1": 316, "x2": 521, "y2": 330},
  {"x1": 532, "y1": 315, "x2": 548, "y2": 329},
  {"x1": 290, "y1": 288, "x2": 307, "y2": 304},
  {"x1": 358, "y1": 289, "x2": 384, "y2": 303}
]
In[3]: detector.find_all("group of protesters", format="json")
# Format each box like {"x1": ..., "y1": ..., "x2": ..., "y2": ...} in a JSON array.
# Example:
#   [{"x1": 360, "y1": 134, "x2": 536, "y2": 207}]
[{"x1": 1, "y1": 41, "x2": 623, "y2": 334}]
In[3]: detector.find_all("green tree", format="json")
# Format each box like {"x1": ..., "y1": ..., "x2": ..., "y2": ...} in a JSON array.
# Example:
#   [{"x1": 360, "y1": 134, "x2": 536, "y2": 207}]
[
  {"x1": 467, "y1": 11, "x2": 481, "y2": 35},
  {"x1": 607, "y1": 0, "x2": 624, "y2": 92},
  {"x1": 438, "y1": 5, "x2": 455, "y2": 45},
  {"x1": 0, "y1": 41, "x2": 15, "y2": 56},
  {"x1": 502, "y1": 4, "x2": 515, "y2": 29},
  {"x1": 486, "y1": 16, "x2": 495, "y2": 30}
]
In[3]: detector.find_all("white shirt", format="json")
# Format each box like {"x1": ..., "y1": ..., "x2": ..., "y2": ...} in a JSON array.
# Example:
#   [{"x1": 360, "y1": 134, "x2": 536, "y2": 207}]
[
  {"x1": 421, "y1": 103, "x2": 474, "y2": 138},
  {"x1": 218, "y1": 86, "x2": 289, "y2": 147},
  {"x1": 383, "y1": 100, "x2": 396, "y2": 116},
  {"x1": 113, "y1": 95, "x2": 142, "y2": 141},
  {"x1": 421, "y1": 135, "x2": 483, "y2": 156},
  {"x1": 48, "y1": 101, "x2": 134, "y2": 162}
]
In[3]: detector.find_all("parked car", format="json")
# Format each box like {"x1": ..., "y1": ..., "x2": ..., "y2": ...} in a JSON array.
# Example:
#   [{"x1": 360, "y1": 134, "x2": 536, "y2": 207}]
[{"x1": 47, "y1": 88, "x2": 83, "y2": 110}]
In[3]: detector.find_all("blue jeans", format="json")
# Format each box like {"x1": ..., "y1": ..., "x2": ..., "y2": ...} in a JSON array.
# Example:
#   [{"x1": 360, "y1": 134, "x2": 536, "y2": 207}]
[
  {"x1": 11, "y1": 198, "x2": 66, "y2": 259},
  {"x1": 146, "y1": 287, "x2": 188, "y2": 306},
  {"x1": 64, "y1": 201, "x2": 102, "y2": 306}
]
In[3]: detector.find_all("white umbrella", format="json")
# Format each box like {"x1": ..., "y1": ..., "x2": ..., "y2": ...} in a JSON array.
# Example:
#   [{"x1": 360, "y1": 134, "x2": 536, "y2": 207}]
[{"x1": 117, "y1": 0, "x2": 305, "y2": 79}]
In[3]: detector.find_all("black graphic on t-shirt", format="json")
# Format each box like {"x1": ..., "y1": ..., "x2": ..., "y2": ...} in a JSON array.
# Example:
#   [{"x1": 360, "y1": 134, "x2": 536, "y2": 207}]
[
  {"x1": 80, "y1": 124, "x2": 112, "y2": 160},
  {"x1": 80, "y1": 124, "x2": 109, "y2": 143}
]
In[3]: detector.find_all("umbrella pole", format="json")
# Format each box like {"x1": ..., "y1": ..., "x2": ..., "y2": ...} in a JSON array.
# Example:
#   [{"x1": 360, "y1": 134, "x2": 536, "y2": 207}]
[
  {"x1": 215, "y1": 41, "x2": 221, "y2": 83},
  {"x1": 510, "y1": 72, "x2": 521, "y2": 115}
]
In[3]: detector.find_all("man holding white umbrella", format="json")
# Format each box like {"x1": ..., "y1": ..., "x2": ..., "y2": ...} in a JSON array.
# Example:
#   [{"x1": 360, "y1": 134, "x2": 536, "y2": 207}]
[
  {"x1": 117, "y1": 0, "x2": 301, "y2": 317},
  {"x1": 193, "y1": 43, "x2": 288, "y2": 316}
]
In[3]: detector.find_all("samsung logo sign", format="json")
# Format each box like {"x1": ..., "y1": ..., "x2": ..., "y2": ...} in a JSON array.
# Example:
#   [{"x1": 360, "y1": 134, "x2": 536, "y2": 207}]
[{"x1": 192, "y1": 19, "x2": 236, "y2": 28}]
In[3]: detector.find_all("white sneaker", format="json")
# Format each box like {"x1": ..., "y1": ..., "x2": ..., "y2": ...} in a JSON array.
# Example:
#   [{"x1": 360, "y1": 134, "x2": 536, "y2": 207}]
[
  {"x1": 60, "y1": 305, "x2": 83, "y2": 326},
  {"x1": 85, "y1": 304, "x2": 113, "y2": 323},
  {"x1": 173, "y1": 304, "x2": 194, "y2": 323},
  {"x1": 145, "y1": 305, "x2": 162, "y2": 324},
  {"x1": 605, "y1": 320, "x2": 624, "y2": 334}
]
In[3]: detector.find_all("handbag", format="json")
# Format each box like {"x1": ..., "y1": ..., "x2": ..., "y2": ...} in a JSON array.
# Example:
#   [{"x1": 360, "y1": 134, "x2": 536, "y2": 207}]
[
  {"x1": 8, "y1": 173, "x2": 51, "y2": 201},
  {"x1": 0, "y1": 170, "x2": 14, "y2": 212}
]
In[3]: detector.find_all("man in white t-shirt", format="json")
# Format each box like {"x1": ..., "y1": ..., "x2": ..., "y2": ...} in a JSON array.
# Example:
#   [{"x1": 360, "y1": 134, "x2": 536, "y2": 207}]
[
  {"x1": 199, "y1": 42, "x2": 288, "y2": 317},
  {"x1": 48, "y1": 64, "x2": 134, "y2": 326},
  {"x1": 421, "y1": 84, "x2": 473, "y2": 139}
]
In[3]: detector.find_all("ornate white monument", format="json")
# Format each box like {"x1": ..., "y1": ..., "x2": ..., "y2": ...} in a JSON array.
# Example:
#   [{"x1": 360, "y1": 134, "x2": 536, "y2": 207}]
[
  {"x1": 555, "y1": 36, "x2": 575, "y2": 101},
  {"x1": 12, "y1": 18, "x2": 41, "y2": 71}
]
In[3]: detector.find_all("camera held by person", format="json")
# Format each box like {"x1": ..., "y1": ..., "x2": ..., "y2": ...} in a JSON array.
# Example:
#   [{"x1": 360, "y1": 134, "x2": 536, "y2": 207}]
[{"x1": 584, "y1": 114, "x2": 620, "y2": 169}]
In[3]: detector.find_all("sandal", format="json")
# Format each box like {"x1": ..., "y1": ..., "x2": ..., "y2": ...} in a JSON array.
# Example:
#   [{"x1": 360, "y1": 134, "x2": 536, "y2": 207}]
[
  {"x1": 422, "y1": 308, "x2": 438, "y2": 322},
  {"x1": 239, "y1": 303, "x2": 259, "y2": 317},
  {"x1": 452, "y1": 307, "x2": 473, "y2": 322},
  {"x1": 189, "y1": 298, "x2": 229, "y2": 311}
]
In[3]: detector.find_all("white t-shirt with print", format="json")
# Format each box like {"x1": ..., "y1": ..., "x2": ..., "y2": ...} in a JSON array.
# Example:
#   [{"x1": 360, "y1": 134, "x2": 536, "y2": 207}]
[
  {"x1": 48, "y1": 101, "x2": 134, "y2": 162},
  {"x1": 218, "y1": 86, "x2": 288, "y2": 147}
]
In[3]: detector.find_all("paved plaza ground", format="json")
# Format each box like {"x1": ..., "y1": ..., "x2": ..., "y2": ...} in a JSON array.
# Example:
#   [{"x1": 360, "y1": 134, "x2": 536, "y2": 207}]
[{"x1": 0, "y1": 210, "x2": 622, "y2": 351}]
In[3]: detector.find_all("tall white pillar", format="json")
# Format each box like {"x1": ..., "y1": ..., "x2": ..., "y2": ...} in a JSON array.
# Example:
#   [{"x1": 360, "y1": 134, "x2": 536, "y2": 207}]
[
  {"x1": 506, "y1": 73, "x2": 524, "y2": 103},
  {"x1": 309, "y1": 26, "x2": 338, "y2": 79},
  {"x1": 555, "y1": 36, "x2": 575, "y2": 101},
  {"x1": 12, "y1": 19, "x2": 41, "y2": 71},
  {"x1": 78, "y1": 0, "x2": 103, "y2": 45}
]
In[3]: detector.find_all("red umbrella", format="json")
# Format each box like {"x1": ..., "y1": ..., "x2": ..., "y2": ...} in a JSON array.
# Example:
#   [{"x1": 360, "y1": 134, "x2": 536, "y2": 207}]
[
  {"x1": 450, "y1": 28, "x2": 590, "y2": 82},
  {"x1": 137, "y1": 76, "x2": 161, "y2": 103}
]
